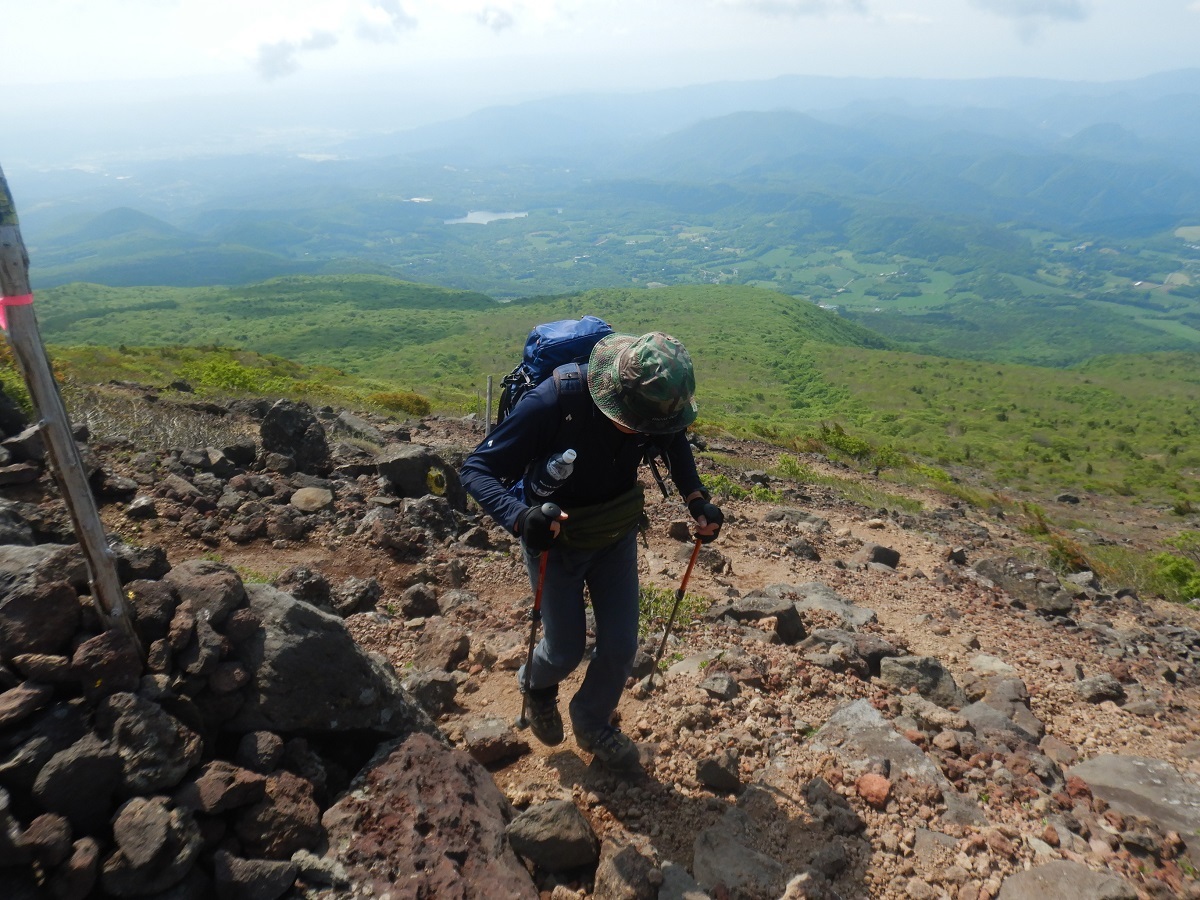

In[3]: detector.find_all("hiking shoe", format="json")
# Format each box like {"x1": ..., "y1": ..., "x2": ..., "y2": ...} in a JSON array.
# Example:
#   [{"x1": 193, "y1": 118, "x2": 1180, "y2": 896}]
[
  {"x1": 574, "y1": 723, "x2": 640, "y2": 771},
  {"x1": 523, "y1": 686, "x2": 564, "y2": 746}
]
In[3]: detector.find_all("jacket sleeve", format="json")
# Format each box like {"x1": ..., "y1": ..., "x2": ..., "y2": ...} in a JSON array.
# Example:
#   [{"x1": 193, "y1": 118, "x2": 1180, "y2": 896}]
[
  {"x1": 664, "y1": 430, "x2": 704, "y2": 500},
  {"x1": 459, "y1": 382, "x2": 561, "y2": 534}
]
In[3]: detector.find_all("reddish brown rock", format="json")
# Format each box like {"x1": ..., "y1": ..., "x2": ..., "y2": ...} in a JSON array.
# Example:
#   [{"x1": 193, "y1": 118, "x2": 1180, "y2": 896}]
[
  {"x1": 233, "y1": 771, "x2": 321, "y2": 860},
  {"x1": 0, "y1": 682, "x2": 53, "y2": 729},
  {"x1": 1065, "y1": 775, "x2": 1093, "y2": 803},
  {"x1": 322, "y1": 732, "x2": 535, "y2": 899},
  {"x1": 22, "y1": 812, "x2": 72, "y2": 867},
  {"x1": 174, "y1": 761, "x2": 267, "y2": 816},
  {"x1": 71, "y1": 631, "x2": 142, "y2": 701},
  {"x1": 855, "y1": 773, "x2": 892, "y2": 810}
]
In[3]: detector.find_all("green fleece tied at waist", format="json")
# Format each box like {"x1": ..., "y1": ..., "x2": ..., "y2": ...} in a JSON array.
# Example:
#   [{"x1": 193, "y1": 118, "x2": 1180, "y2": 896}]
[{"x1": 559, "y1": 486, "x2": 646, "y2": 550}]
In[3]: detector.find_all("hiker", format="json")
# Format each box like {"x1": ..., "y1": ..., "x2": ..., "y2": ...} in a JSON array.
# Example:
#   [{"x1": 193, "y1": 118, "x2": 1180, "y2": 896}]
[{"x1": 460, "y1": 330, "x2": 723, "y2": 769}]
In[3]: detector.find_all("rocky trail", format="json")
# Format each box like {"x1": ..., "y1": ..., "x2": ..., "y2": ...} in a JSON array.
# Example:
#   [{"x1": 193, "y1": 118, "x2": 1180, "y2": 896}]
[{"x1": 3, "y1": 387, "x2": 1200, "y2": 899}]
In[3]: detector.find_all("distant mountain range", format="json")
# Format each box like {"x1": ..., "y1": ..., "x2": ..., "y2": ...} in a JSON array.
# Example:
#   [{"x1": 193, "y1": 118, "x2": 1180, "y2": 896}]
[{"x1": 11, "y1": 69, "x2": 1200, "y2": 366}]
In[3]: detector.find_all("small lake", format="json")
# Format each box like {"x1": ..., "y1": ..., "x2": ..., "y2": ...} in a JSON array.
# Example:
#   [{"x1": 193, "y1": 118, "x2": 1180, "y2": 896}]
[{"x1": 444, "y1": 210, "x2": 528, "y2": 225}]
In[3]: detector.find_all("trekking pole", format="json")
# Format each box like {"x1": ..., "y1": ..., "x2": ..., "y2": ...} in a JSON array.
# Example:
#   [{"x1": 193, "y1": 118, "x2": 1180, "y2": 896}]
[
  {"x1": 652, "y1": 535, "x2": 704, "y2": 673},
  {"x1": 515, "y1": 502, "x2": 561, "y2": 730}
]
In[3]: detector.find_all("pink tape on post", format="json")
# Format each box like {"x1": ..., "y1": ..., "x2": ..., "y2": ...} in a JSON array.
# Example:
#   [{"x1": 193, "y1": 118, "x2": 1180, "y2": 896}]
[{"x1": 0, "y1": 294, "x2": 34, "y2": 331}]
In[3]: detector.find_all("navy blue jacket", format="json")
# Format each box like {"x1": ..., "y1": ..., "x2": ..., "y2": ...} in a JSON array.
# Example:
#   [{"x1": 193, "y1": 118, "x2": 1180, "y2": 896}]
[{"x1": 460, "y1": 372, "x2": 704, "y2": 535}]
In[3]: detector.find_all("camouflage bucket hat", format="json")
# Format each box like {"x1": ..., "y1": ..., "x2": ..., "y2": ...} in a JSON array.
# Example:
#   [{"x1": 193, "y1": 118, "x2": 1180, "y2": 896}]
[{"x1": 587, "y1": 332, "x2": 698, "y2": 434}]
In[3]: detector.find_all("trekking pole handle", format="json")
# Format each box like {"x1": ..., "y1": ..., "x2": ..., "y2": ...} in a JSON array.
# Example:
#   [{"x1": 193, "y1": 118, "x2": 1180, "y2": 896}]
[{"x1": 541, "y1": 502, "x2": 562, "y2": 519}]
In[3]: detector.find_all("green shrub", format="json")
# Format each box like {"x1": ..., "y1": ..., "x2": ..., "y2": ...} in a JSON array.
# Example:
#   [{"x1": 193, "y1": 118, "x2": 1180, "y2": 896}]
[
  {"x1": 701, "y1": 473, "x2": 748, "y2": 500},
  {"x1": 775, "y1": 453, "x2": 815, "y2": 481},
  {"x1": 874, "y1": 446, "x2": 910, "y2": 469},
  {"x1": 1166, "y1": 531, "x2": 1200, "y2": 564},
  {"x1": 177, "y1": 358, "x2": 287, "y2": 394},
  {"x1": 368, "y1": 390, "x2": 432, "y2": 416},
  {"x1": 818, "y1": 423, "x2": 873, "y2": 459},
  {"x1": 908, "y1": 462, "x2": 953, "y2": 484},
  {"x1": 1151, "y1": 553, "x2": 1200, "y2": 603}
]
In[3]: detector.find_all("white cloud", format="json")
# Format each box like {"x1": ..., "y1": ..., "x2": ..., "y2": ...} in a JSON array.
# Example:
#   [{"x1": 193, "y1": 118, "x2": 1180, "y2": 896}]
[
  {"x1": 477, "y1": 6, "x2": 517, "y2": 32},
  {"x1": 969, "y1": 0, "x2": 1089, "y2": 41},
  {"x1": 302, "y1": 31, "x2": 340, "y2": 51},
  {"x1": 717, "y1": 0, "x2": 868, "y2": 16},
  {"x1": 356, "y1": 0, "x2": 419, "y2": 42},
  {"x1": 252, "y1": 26, "x2": 340, "y2": 81},
  {"x1": 253, "y1": 41, "x2": 302, "y2": 81}
]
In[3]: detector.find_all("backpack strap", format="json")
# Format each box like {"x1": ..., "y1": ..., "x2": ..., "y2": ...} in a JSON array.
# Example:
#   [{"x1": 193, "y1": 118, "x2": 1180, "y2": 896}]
[
  {"x1": 644, "y1": 434, "x2": 674, "y2": 499},
  {"x1": 552, "y1": 363, "x2": 676, "y2": 501},
  {"x1": 551, "y1": 361, "x2": 586, "y2": 398},
  {"x1": 551, "y1": 362, "x2": 592, "y2": 421}
]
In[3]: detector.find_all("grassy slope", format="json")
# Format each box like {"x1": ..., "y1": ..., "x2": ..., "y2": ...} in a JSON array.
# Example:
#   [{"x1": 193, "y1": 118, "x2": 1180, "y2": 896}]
[
  {"x1": 815, "y1": 346, "x2": 1200, "y2": 498},
  {"x1": 23, "y1": 274, "x2": 1200, "y2": 504},
  {"x1": 34, "y1": 277, "x2": 890, "y2": 413}
]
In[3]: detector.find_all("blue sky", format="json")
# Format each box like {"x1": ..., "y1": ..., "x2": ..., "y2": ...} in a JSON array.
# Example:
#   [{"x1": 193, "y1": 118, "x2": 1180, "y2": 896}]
[{"x1": 5, "y1": 0, "x2": 1198, "y2": 93}]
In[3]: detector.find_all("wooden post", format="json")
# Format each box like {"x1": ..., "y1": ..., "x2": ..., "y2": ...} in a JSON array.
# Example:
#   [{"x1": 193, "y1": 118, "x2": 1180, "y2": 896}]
[
  {"x1": 485, "y1": 375, "x2": 494, "y2": 436},
  {"x1": 0, "y1": 165, "x2": 141, "y2": 654}
]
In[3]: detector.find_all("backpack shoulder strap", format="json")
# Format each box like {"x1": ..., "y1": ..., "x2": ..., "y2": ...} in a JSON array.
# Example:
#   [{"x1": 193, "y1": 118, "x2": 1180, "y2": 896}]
[{"x1": 551, "y1": 362, "x2": 589, "y2": 406}]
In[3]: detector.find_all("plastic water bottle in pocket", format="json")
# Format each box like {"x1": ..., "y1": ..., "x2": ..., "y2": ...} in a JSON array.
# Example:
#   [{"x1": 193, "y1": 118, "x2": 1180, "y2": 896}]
[{"x1": 528, "y1": 449, "x2": 576, "y2": 501}]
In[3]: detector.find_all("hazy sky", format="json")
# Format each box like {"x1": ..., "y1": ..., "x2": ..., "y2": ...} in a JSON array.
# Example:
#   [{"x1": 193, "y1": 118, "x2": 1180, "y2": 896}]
[{"x1": 5, "y1": 0, "x2": 1199, "y2": 94}]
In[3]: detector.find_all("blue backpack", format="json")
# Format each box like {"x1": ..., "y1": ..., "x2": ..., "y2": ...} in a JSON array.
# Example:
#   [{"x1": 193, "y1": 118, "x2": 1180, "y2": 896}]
[
  {"x1": 495, "y1": 314, "x2": 674, "y2": 500},
  {"x1": 495, "y1": 315, "x2": 614, "y2": 425}
]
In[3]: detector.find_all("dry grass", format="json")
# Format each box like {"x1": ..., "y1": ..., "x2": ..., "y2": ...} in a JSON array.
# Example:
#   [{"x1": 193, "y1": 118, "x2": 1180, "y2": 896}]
[{"x1": 61, "y1": 381, "x2": 251, "y2": 452}]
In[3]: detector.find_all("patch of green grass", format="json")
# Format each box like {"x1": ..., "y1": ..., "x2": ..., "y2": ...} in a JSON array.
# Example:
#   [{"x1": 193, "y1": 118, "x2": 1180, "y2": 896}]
[
  {"x1": 234, "y1": 565, "x2": 278, "y2": 585},
  {"x1": 638, "y1": 584, "x2": 708, "y2": 644},
  {"x1": 771, "y1": 454, "x2": 927, "y2": 513},
  {"x1": 827, "y1": 477, "x2": 924, "y2": 514},
  {"x1": 699, "y1": 473, "x2": 783, "y2": 504}
]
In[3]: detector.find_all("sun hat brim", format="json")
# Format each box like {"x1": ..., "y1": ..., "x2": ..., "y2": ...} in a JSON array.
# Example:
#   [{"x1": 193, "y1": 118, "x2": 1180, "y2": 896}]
[{"x1": 587, "y1": 332, "x2": 698, "y2": 434}]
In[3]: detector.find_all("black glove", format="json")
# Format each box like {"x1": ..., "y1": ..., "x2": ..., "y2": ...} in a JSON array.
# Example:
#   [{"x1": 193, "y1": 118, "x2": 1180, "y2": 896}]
[
  {"x1": 519, "y1": 504, "x2": 559, "y2": 553},
  {"x1": 687, "y1": 496, "x2": 724, "y2": 544}
]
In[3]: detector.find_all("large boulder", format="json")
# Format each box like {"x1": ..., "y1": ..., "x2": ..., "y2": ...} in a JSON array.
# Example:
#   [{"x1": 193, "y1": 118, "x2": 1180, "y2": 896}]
[
  {"x1": 878, "y1": 656, "x2": 967, "y2": 709},
  {"x1": 0, "y1": 580, "x2": 80, "y2": 659},
  {"x1": 0, "y1": 545, "x2": 87, "y2": 597},
  {"x1": 95, "y1": 693, "x2": 203, "y2": 795},
  {"x1": 692, "y1": 811, "x2": 788, "y2": 900},
  {"x1": 974, "y1": 557, "x2": 1076, "y2": 615},
  {"x1": 100, "y1": 796, "x2": 202, "y2": 897},
  {"x1": 506, "y1": 800, "x2": 600, "y2": 871},
  {"x1": 322, "y1": 732, "x2": 536, "y2": 898},
  {"x1": 790, "y1": 582, "x2": 877, "y2": 629},
  {"x1": 707, "y1": 592, "x2": 806, "y2": 644},
  {"x1": 997, "y1": 860, "x2": 1136, "y2": 900},
  {"x1": 224, "y1": 585, "x2": 440, "y2": 740},
  {"x1": 163, "y1": 560, "x2": 246, "y2": 627},
  {"x1": 375, "y1": 444, "x2": 467, "y2": 512},
  {"x1": 1068, "y1": 755, "x2": 1200, "y2": 840},
  {"x1": 260, "y1": 401, "x2": 329, "y2": 475}
]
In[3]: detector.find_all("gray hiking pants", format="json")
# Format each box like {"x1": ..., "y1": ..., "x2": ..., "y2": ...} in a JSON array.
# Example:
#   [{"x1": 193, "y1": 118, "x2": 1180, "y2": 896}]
[{"x1": 518, "y1": 527, "x2": 640, "y2": 735}]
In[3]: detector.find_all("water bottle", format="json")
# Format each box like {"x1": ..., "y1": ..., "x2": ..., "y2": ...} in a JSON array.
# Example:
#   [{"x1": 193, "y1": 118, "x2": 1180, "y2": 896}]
[{"x1": 528, "y1": 449, "x2": 576, "y2": 501}]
